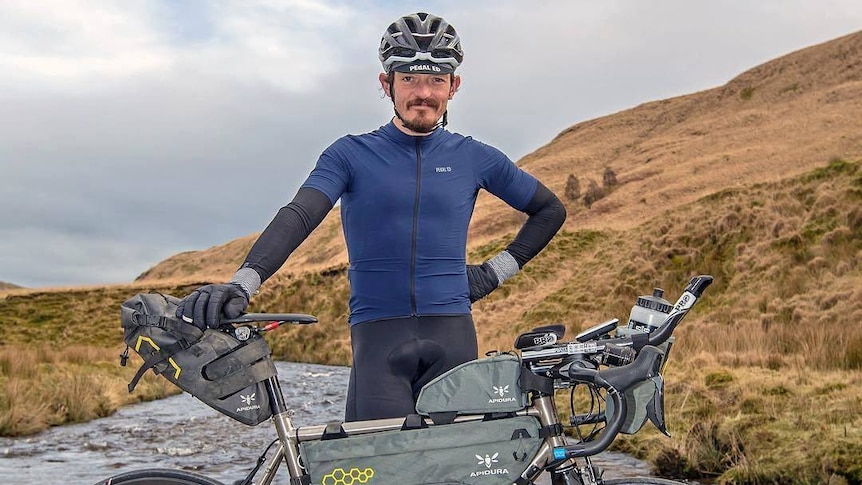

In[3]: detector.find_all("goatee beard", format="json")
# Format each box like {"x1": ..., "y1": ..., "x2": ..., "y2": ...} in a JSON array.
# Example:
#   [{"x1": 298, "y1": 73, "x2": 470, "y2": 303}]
[
  {"x1": 401, "y1": 116, "x2": 438, "y2": 133},
  {"x1": 397, "y1": 98, "x2": 442, "y2": 133}
]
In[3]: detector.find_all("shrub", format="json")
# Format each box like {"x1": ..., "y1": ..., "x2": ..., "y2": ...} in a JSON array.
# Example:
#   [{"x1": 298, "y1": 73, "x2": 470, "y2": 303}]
[
  {"x1": 564, "y1": 174, "x2": 580, "y2": 201},
  {"x1": 583, "y1": 179, "x2": 605, "y2": 208}
]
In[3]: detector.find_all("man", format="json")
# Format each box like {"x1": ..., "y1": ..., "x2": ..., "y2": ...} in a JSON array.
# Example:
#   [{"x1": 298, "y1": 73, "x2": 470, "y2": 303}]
[{"x1": 176, "y1": 12, "x2": 566, "y2": 421}]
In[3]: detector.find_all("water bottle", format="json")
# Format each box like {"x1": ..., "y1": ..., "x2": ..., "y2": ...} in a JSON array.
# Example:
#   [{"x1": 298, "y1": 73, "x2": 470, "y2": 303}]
[{"x1": 627, "y1": 287, "x2": 672, "y2": 333}]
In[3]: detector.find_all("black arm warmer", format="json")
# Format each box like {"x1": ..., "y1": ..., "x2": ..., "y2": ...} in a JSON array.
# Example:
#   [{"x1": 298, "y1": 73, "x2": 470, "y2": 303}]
[
  {"x1": 505, "y1": 182, "x2": 567, "y2": 268},
  {"x1": 240, "y1": 187, "x2": 334, "y2": 282}
]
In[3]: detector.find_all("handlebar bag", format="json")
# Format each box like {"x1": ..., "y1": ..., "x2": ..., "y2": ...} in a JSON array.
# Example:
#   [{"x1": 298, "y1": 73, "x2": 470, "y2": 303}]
[
  {"x1": 299, "y1": 415, "x2": 542, "y2": 485},
  {"x1": 120, "y1": 293, "x2": 276, "y2": 426},
  {"x1": 415, "y1": 353, "x2": 527, "y2": 416}
]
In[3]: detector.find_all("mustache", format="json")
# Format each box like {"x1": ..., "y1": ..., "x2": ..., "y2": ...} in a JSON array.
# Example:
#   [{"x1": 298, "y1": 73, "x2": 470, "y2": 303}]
[{"x1": 406, "y1": 98, "x2": 440, "y2": 109}]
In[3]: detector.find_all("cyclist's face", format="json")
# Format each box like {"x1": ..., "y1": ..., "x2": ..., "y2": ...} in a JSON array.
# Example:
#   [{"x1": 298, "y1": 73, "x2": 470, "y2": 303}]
[{"x1": 380, "y1": 72, "x2": 460, "y2": 134}]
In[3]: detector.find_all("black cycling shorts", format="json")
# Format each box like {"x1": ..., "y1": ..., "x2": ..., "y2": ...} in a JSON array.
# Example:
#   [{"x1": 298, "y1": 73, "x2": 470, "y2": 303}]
[{"x1": 345, "y1": 314, "x2": 478, "y2": 422}]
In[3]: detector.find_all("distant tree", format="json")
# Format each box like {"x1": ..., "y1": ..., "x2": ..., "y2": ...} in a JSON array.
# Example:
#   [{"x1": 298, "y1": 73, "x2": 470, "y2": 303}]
[
  {"x1": 602, "y1": 167, "x2": 618, "y2": 190},
  {"x1": 564, "y1": 174, "x2": 580, "y2": 201},
  {"x1": 583, "y1": 179, "x2": 605, "y2": 208}
]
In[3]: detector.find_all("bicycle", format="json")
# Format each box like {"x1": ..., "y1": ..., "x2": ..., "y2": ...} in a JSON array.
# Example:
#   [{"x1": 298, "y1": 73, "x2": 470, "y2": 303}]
[{"x1": 97, "y1": 274, "x2": 713, "y2": 485}]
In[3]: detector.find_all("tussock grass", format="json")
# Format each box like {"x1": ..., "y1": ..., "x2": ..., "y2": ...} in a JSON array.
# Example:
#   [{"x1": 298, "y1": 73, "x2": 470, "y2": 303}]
[
  {"x1": 0, "y1": 344, "x2": 178, "y2": 436},
  {"x1": 622, "y1": 355, "x2": 862, "y2": 484}
]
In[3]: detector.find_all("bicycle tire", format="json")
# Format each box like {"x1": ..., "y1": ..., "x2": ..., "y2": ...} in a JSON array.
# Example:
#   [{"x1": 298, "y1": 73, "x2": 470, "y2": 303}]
[
  {"x1": 603, "y1": 478, "x2": 687, "y2": 485},
  {"x1": 95, "y1": 468, "x2": 226, "y2": 485}
]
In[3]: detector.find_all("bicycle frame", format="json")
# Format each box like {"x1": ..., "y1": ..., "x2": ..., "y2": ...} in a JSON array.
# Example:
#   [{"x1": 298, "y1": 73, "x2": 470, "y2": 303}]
[
  {"x1": 243, "y1": 275, "x2": 714, "y2": 485},
  {"x1": 242, "y1": 377, "x2": 576, "y2": 485}
]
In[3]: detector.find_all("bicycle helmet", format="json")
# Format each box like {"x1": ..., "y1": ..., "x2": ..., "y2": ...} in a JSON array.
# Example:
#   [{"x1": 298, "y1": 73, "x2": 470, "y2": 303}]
[{"x1": 379, "y1": 12, "x2": 464, "y2": 74}]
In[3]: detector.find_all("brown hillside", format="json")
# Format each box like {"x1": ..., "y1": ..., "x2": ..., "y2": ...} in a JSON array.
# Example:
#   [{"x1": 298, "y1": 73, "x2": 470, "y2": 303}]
[
  {"x1": 137, "y1": 30, "x2": 862, "y2": 283},
  {"x1": 514, "y1": 29, "x2": 862, "y2": 232},
  {"x1": 0, "y1": 282, "x2": 21, "y2": 291}
]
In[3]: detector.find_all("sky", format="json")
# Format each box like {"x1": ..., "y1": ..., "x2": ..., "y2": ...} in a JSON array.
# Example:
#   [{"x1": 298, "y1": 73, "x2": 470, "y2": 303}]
[{"x1": 2, "y1": 1, "x2": 862, "y2": 289}]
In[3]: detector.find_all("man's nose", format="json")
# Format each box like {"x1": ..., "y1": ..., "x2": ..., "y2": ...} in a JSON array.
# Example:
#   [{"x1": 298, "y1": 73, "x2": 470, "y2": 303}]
[{"x1": 412, "y1": 80, "x2": 433, "y2": 97}]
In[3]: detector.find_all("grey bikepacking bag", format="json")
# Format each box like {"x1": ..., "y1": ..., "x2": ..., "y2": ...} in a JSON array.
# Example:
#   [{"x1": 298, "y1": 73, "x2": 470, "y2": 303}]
[
  {"x1": 415, "y1": 352, "x2": 527, "y2": 418},
  {"x1": 120, "y1": 293, "x2": 277, "y2": 426},
  {"x1": 299, "y1": 415, "x2": 542, "y2": 485}
]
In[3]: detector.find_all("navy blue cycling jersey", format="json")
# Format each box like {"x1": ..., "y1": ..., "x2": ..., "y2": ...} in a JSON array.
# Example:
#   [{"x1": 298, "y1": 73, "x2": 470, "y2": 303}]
[{"x1": 302, "y1": 121, "x2": 538, "y2": 325}]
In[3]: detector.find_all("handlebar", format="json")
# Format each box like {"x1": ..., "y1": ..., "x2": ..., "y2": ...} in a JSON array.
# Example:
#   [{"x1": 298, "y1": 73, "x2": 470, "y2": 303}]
[
  {"x1": 222, "y1": 312, "x2": 317, "y2": 333},
  {"x1": 224, "y1": 313, "x2": 318, "y2": 324},
  {"x1": 647, "y1": 274, "x2": 713, "y2": 347},
  {"x1": 523, "y1": 274, "x2": 714, "y2": 460},
  {"x1": 522, "y1": 275, "x2": 714, "y2": 366},
  {"x1": 553, "y1": 346, "x2": 664, "y2": 459}
]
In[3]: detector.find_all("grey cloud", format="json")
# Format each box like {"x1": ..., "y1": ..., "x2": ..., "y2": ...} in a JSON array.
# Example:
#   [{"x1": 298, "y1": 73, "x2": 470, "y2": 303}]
[
  {"x1": 2, "y1": 1, "x2": 862, "y2": 287},
  {"x1": 0, "y1": 64, "x2": 387, "y2": 287}
]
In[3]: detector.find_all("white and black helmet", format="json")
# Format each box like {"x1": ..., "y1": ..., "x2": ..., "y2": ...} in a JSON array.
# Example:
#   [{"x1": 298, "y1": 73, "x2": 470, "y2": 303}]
[{"x1": 379, "y1": 12, "x2": 464, "y2": 74}]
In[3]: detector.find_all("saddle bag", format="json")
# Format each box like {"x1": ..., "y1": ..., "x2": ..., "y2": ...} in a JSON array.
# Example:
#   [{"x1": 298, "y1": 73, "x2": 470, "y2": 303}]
[
  {"x1": 120, "y1": 293, "x2": 276, "y2": 426},
  {"x1": 299, "y1": 415, "x2": 542, "y2": 485},
  {"x1": 415, "y1": 352, "x2": 527, "y2": 418}
]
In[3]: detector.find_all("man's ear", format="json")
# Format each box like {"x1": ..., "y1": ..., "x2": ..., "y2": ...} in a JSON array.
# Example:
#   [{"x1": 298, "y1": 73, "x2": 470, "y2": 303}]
[
  {"x1": 379, "y1": 72, "x2": 392, "y2": 98},
  {"x1": 449, "y1": 75, "x2": 461, "y2": 99}
]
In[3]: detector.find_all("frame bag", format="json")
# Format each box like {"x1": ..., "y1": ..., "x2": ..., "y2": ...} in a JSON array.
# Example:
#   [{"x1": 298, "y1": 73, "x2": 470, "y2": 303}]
[
  {"x1": 300, "y1": 415, "x2": 542, "y2": 485},
  {"x1": 120, "y1": 293, "x2": 276, "y2": 426}
]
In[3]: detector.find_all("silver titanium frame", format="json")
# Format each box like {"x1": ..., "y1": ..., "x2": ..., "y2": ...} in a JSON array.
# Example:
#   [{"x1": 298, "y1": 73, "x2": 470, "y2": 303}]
[
  {"x1": 251, "y1": 381, "x2": 567, "y2": 484},
  {"x1": 250, "y1": 275, "x2": 715, "y2": 484}
]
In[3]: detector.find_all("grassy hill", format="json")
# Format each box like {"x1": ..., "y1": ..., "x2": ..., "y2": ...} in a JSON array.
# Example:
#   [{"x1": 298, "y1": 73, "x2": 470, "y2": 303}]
[
  {"x1": 137, "y1": 30, "x2": 862, "y2": 283},
  {"x1": 2, "y1": 31, "x2": 861, "y2": 484},
  {"x1": 0, "y1": 281, "x2": 21, "y2": 291}
]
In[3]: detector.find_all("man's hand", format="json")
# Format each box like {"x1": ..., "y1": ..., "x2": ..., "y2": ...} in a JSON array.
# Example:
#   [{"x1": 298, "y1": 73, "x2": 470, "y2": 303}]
[
  {"x1": 466, "y1": 263, "x2": 500, "y2": 302},
  {"x1": 466, "y1": 250, "x2": 521, "y2": 303},
  {"x1": 175, "y1": 283, "x2": 249, "y2": 330}
]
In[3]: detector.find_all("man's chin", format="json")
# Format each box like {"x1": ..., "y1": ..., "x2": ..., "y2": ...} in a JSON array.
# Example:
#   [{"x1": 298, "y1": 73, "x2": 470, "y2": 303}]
[{"x1": 402, "y1": 115, "x2": 439, "y2": 133}]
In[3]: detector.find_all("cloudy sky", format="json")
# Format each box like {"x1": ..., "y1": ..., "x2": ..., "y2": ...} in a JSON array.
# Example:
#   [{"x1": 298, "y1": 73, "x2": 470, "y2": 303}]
[{"x1": 2, "y1": 1, "x2": 861, "y2": 288}]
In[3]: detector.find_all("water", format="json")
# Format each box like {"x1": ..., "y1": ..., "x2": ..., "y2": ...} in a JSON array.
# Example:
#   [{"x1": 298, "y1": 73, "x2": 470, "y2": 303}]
[{"x1": 0, "y1": 362, "x2": 653, "y2": 484}]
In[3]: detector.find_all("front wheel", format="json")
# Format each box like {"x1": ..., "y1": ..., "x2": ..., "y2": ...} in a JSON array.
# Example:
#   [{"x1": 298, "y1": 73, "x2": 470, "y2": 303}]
[
  {"x1": 603, "y1": 479, "x2": 687, "y2": 485},
  {"x1": 95, "y1": 468, "x2": 226, "y2": 485}
]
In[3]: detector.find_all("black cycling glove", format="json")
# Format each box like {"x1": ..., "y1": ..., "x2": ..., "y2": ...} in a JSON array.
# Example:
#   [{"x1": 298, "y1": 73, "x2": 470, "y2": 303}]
[
  {"x1": 467, "y1": 263, "x2": 500, "y2": 303},
  {"x1": 467, "y1": 250, "x2": 521, "y2": 303},
  {"x1": 175, "y1": 283, "x2": 249, "y2": 330}
]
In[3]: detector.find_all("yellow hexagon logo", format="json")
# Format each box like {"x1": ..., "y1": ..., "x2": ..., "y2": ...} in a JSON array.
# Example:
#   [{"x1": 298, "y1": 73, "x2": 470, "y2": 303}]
[{"x1": 321, "y1": 467, "x2": 375, "y2": 485}]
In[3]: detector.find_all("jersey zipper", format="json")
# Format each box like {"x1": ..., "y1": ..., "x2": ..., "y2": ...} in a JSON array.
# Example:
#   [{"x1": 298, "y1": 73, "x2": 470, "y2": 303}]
[{"x1": 410, "y1": 139, "x2": 422, "y2": 316}]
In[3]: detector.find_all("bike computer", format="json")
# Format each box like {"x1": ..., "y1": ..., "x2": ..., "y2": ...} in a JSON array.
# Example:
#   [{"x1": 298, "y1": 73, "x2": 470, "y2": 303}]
[{"x1": 574, "y1": 318, "x2": 619, "y2": 342}]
